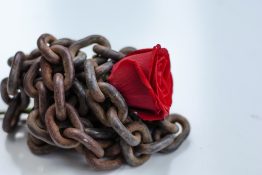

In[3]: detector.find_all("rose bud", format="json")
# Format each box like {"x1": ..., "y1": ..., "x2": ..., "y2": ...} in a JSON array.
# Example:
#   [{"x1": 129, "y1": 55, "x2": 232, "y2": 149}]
[{"x1": 108, "y1": 44, "x2": 173, "y2": 121}]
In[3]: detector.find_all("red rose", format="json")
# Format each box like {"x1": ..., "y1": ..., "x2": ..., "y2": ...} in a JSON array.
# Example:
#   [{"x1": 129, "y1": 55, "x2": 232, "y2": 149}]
[{"x1": 108, "y1": 44, "x2": 173, "y2": 121}]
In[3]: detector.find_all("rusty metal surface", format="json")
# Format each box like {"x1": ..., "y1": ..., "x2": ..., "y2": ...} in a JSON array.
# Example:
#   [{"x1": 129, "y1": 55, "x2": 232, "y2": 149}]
[{"x1": 0, "y1": 33, "x2": 190, "y2": 170}]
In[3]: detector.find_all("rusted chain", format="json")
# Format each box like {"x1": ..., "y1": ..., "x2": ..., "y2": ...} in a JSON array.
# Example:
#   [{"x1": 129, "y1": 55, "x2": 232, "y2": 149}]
[
  {"x1": 84, "y1": 148, "x2": 123, "y2": 170},
  {"x1": 7, "y1": 51, "x2": 25, "y2": 96},
  {"x1": 84, "y1": 59, "x2": 105, "y2": 103},
  {"x1": 2, "y1": 90, "x2": 29, "y2": 133},
  {"x1": 27, "y1": 134, "x2": 58, "y2": 155},
  {"x1": 27, "y1": 109, "x2": 55, "y2": 145},
  {"x1": 37, "y1": 33, "x2": 60, "y2": 64},
  {"x1": 53, "y1": 73, "x2": 66, "y2": 120},
  {"x1": 69, "y1": 35, "x2": 111, "y2": 56},
  {"x1": 2, "y1": 94, "x2": 21, "y2": 132},
  {"x1": 71, "y1": 80, "x2": 88, "y2": 116},
  {"x1": 63, "y1": 128, "x2": 104, "y2": 158},
  {"x1": 45, "y1": 103, "x2": 83, "y2": 148},
  {"x1": 35, "y1": 81, "x2": 49, "y2": 125},
  {"x1": 84, "y1": 127, "x2": 116, "y2": 139},
  {"x1": 23, "y1": 61, "x2": 40, "y2": 97},
  {"x1": 120, "y1": 121, "x2": 153, "y2": 166},
  {"x1": 41, "y1": 45, "x2": 74, "y2": 91},
  {"x1": 108, "y1": 107, "x2": 141, "y2": 146},
  {"x1": 93, "y1": 45, "x2": 125, "y2": 61},
  {"x1": 85, "y1": 82, "x2": 128, "y2": 127},
  {"x1": 154, "y1": 114, "x2": 190, "y2": 153},
  {"x1": 0, "y1": 33, "x2": 190, "y2": 171},
  {"x1": 135, "y1": 134, "x2": 175, "y2": 155},
  {"x1": 1, "y1": 78, "x2": 12, "y2": 104},
  {"x1": 119, "y1": 47, "x2": 137, "y2": 55}
]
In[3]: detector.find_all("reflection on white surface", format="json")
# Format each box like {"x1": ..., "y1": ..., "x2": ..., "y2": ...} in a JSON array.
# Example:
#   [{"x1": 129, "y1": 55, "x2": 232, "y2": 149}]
[{"x1": 0, "y1": 0, "x2": 262, "y2": 175}]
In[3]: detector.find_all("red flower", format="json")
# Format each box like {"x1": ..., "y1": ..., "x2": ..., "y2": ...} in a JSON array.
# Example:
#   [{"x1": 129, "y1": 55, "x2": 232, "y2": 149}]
[{"x1": 108, "y1": 44, "x2": 173, "y2": 121}]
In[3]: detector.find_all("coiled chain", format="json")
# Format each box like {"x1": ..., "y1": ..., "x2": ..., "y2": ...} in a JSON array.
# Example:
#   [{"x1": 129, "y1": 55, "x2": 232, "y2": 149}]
[{"x1": 0, "y1": 33, "x2": 190, "y2": 170}]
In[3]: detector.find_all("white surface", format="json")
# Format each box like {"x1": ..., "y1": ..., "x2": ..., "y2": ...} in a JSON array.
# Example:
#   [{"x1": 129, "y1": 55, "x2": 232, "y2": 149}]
[{"x1": 0, "y1": 0, "x2": 262, "y2": 175}]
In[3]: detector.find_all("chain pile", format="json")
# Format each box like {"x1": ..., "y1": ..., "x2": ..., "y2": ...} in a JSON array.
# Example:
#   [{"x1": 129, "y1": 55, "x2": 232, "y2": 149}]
[{"x1": 0, "y1": 34, "x2": 190, "y2": 170}]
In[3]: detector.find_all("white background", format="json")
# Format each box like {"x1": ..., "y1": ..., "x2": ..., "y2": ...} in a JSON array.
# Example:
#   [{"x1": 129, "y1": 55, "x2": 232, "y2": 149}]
[{"x1": 0, "y1": 0, "x2": 262, "y2": 175}]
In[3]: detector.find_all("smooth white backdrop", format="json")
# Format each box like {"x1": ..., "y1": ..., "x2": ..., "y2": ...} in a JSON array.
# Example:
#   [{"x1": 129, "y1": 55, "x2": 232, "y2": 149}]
[{"x1": 0, "y1": 0, "x2": 261, "y2": 175}]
